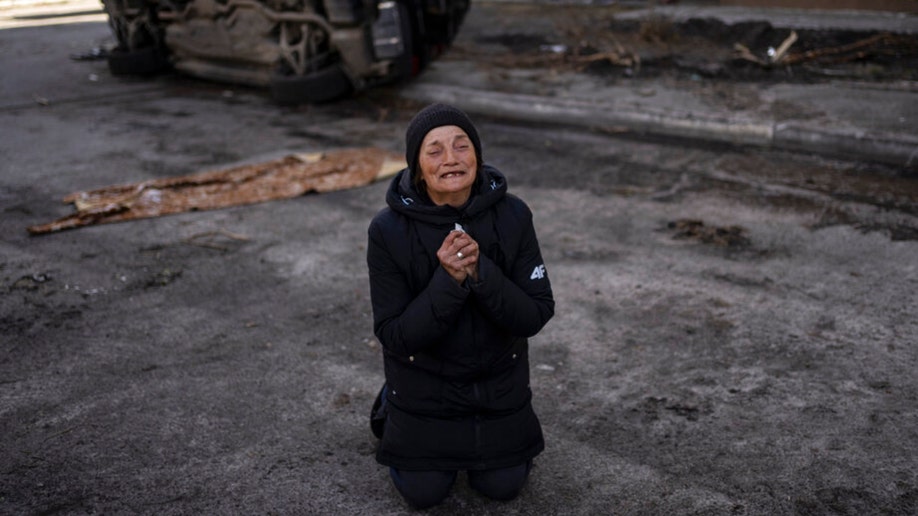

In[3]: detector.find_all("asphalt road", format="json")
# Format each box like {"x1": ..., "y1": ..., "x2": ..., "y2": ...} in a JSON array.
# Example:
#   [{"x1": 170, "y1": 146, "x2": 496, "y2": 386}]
[{"x1": 2, "y1": 6, "x2": 918, "y2": 515}]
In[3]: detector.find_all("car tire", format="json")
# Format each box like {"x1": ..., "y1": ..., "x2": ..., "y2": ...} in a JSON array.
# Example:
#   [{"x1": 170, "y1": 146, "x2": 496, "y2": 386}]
[
  {"x1": 108, "y1": 46, "x2": 169, "y2": 76},
  {"x1": 270, "y1": 64, "x2": 354, "y2": 104}
]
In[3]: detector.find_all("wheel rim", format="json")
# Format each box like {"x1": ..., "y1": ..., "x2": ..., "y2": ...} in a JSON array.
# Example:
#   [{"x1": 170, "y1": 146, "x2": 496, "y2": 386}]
[{"x1": 278, "y1": 21, "x2": 329, "y2": 76}]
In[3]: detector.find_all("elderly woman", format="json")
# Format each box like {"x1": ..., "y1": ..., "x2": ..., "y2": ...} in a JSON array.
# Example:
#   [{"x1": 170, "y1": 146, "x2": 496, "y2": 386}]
[{"x1": 367, "y1": 104, "x2": 554, "y2": 509}]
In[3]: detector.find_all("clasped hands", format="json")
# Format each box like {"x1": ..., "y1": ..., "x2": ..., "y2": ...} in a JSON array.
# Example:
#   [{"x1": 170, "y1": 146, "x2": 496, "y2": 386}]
[{"x1": 437, "y1": 229, "x2": 479, "y2": 284}]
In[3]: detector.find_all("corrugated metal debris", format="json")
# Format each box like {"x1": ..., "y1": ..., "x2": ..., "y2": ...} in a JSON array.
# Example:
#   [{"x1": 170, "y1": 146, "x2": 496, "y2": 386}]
[{"x1": 28, "y1": 147, "x2": 404, "y2": 235}]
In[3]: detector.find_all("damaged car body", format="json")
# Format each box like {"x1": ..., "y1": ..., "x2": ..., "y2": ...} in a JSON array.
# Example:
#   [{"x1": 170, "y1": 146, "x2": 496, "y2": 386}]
[{"x1": 101, "y1": 0, "x2": 469, "y2": 103}]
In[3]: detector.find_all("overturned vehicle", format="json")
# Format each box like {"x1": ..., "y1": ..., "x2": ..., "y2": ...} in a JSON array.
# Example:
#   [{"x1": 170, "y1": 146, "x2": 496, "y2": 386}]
[{"x1": 101, "y1": 0, "x2": 469, "y2": 103}]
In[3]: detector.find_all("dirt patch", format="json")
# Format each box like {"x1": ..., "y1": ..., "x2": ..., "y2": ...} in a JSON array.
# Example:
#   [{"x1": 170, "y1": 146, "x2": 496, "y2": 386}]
[
  {"x1": 666, "y1": 219, "x2": 752, "y2": 247},
  {"x1": 453, "y1": 4, "x2": 918, "y2": 83}
]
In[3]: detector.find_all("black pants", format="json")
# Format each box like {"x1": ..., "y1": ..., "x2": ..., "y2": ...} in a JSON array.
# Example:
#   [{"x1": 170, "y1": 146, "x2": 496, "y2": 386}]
[{"x1": 389, "y1": 460, "x2": 532, "y2": 509}]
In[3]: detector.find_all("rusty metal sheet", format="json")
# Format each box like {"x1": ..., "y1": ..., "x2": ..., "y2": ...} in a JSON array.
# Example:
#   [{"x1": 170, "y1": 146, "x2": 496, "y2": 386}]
[{"x1": 28, "y1": 147, "x2": 404, "y2": 235}]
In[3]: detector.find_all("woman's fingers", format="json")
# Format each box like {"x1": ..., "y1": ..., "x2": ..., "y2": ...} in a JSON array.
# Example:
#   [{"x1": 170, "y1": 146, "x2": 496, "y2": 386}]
[
  {"x1": 437, "y1": 230, "x2": 481, "y2": 284},
  {"x1": 451, "y1": 233, "x2": 478, "y2": 256}
]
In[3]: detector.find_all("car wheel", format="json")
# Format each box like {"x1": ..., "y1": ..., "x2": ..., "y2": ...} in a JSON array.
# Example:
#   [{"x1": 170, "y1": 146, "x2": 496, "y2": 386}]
[
  {"x1": 108, "y1": 46, "x2": 169, "y2": 76},
  {"x1": 270, "y1": 64, "x2": 353, "y2": 104}
]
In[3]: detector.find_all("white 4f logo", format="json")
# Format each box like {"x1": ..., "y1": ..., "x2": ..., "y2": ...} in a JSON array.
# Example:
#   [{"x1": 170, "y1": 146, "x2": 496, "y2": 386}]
[{"x1": 530, "y1": 264, "x2": 546, "y2": 280}]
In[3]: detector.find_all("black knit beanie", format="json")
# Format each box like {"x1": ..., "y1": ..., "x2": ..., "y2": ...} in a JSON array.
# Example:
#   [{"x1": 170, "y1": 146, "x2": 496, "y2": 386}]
[{"x1": 405, "y1": 103, "x2": 482, "y2": 178}]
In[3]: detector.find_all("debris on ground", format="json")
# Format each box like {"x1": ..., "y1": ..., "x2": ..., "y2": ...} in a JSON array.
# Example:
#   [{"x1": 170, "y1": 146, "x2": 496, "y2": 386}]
[
  {"x1": 734, "y1": 31, "x2": 917, "y2": 68},
  {"x1": 10, "y1": 273, "x2": 52, "y2": 290},
  {"x1": 70, "y1": 47, "x2": 109, "y2": 61},
  {"x1": 27, "y1": 147, "x2": 405, "y2": 235},
  {"x1": 145, "y1": 268, "x2": 183, "y2": 288},
  {"x1": 667, "y1": 219, "x2": 751, "y2": 247},
  {"x1": 782, "y1": 32, "x2": 917, "y2": 66},
  {"x1": 734, "y1": 31, "x2": 798, "y2": 66},
  {"x1": 182, "y1": 229, "x2": 252, "y2": 251},
  {"x1": 453, "y1": 4, "x2": 918, "y2": 82}
]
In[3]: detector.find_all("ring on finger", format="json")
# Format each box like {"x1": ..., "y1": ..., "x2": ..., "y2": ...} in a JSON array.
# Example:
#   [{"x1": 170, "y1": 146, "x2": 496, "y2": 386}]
[{"x1": 457, "y1": 251, "x2": 464, "y2": 259}]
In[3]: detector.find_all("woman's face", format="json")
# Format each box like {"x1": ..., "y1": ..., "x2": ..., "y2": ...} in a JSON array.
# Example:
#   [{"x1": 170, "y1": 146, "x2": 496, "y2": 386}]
[{"x1": 417, "y1": 125, "x2": 478, "y2": 207}]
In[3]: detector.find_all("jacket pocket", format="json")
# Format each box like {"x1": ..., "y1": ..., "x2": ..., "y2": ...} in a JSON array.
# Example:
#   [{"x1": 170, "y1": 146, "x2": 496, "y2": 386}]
[{"x1": 490, "y1": 346, "x2": 530, "y2": 412}]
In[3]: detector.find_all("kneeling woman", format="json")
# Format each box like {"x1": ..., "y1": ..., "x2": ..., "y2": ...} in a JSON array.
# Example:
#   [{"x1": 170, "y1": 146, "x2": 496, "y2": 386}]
[{"x1": 367, "y1": 104, "x2": 555, "y2": 509}]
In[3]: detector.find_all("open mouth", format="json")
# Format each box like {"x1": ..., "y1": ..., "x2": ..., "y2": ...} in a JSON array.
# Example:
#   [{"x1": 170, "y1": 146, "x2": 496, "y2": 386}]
[{"x1": 441, "y1": 171, "x2": 466, "y2": 179}]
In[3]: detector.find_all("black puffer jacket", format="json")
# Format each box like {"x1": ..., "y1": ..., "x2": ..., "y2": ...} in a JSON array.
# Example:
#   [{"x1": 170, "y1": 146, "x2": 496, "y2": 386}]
[{"x1": 367, "y1": 164, "x2": 554, "y2": 471}]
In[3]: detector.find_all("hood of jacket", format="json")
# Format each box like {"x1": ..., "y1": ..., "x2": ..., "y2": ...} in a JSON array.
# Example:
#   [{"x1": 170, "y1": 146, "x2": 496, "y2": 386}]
[{"x1": 385, "y1": 164, "x2": 508, "y2": 226}]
